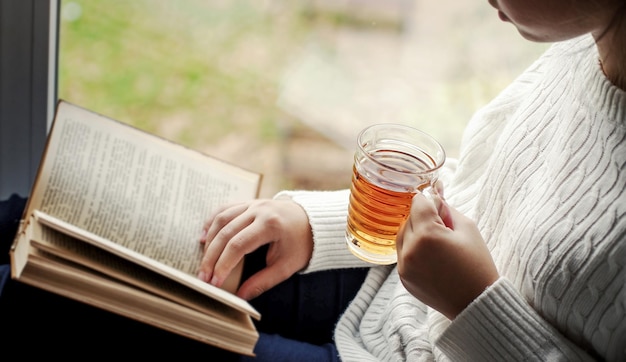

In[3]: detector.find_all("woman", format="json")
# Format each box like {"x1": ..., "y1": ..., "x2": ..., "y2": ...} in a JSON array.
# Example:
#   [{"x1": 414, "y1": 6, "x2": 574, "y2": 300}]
[{"x1": 199, "y1": 0, "x2": 626, "y2": 360}]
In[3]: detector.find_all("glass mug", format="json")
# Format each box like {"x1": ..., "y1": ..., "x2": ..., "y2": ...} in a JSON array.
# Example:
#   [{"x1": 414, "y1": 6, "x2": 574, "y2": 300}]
[{"x1": 345, "y1": 124, "x2": 446, "y2": 265}]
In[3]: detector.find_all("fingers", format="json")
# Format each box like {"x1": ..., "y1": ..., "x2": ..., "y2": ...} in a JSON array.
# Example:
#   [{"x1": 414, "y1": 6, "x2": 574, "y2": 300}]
[
  {"x1": 236, "y1": 263, "x2": 289, "y2": 300},
  {"x1": 197, "y1": 198, "x2": 313, "y2": 300},
  {"x1": 198, "y1": 205, "x2": 263, "y2": 287},
  {"x1": 397, "y1": 191, "x2": 452, "y2": 252},
  {"x1": 199, "y1": 202, "x2": 246, "y2": 244},
  {"x1": 433, "y1": 195, "x2": 454, "y2": 229},
  {"x1": 413, "y1": 190, "x2": 452, "y2": 229}
]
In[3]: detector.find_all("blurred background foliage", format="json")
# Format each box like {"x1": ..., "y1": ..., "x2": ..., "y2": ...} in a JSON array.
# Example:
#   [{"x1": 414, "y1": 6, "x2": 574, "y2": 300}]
[
  {"x1": 58, "y1": 0, "x2": 548, "y2": 197},
  {"x1": 59, "y1": 1, "x2": 306, "y2": 145}
]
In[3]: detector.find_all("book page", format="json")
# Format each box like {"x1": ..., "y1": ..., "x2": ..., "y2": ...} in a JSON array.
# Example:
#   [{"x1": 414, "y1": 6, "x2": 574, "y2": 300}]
[
  {"x1": 32, "y1": 211, "x2": 260, "y2": 319},
  {"x1": 30, "y1": 218, "x2": 249, "y2": 322},
  {"x1": 26, "y1": 101, "x2": 261, "y2": 276}
]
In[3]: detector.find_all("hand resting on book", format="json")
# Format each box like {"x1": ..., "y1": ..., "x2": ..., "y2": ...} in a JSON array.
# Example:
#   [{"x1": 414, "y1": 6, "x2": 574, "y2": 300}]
[{"x1": 198, "y1": 198, "x2": 314, "y2": 301}]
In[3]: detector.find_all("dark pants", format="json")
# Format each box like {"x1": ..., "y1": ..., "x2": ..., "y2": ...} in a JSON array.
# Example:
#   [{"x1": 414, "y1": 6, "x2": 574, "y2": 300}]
[
  {"x1": 239, "y1": 244, "x2": 369, "y2": 362},
  {"x1": 0, "y1": 195, "x2": 368, "y2": 361}
]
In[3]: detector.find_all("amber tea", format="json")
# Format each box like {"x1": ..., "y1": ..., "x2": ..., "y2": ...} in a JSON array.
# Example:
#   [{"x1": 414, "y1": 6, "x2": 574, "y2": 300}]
[{"x1": 345, "y1": 124, "x2": 445, "y2": 265}]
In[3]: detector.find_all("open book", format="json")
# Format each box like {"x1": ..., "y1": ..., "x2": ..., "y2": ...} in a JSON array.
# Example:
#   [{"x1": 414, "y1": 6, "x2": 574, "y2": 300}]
[{"x1": 9, "y1": 100, "x2": 263, "y2": 356}]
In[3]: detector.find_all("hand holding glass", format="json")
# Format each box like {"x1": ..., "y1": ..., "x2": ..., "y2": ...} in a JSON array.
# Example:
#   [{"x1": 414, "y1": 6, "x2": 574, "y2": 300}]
[{"x1": 345, "y1": 124, "x2": 446, "y2": 265}]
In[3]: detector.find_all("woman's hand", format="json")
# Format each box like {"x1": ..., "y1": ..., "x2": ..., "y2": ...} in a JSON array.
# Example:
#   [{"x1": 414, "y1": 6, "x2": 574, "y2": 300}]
[
  {"x1": 396, "y1": 190, "x2": 499, "y2": 320},
  {"x1": 198, "y1": 198, "x2": 313, "y2": 301}
]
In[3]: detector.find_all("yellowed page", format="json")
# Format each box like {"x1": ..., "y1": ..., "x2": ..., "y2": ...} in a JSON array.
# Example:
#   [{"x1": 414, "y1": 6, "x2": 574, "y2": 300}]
[
  {"x1": 29, "y1": 217, "x2": 250, "y2": 320},
  {"x1": 25, "y1": 100, "x2": 261, "y2": 278},
  {"x1": 33, "y1": 211, "x2": 259, "y2": 319}
]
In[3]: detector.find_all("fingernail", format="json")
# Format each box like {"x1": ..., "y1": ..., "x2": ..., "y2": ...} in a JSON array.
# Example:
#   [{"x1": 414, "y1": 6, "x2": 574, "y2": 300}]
[
  {"x1": 198, "y1": 271, "x2": 207, "y2": 282},
  {"x1": 198, "y1": 229, "x2": 207, "y2": 242},
  {"x1": 210, "y1": 276, "x2": 220, "y2": 286},
  {"x1": 423, "y1": 187, "x2": 436, "y2": 204}
]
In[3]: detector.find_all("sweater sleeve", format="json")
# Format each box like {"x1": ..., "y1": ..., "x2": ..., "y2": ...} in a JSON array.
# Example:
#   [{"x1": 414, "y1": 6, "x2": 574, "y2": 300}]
[
  {"x1": 274, "y1": 189, "x2": 373, "y2": 272},
  {"x1": 274, "y1": 157, "x2": 461, "y2": 273},
  {"x1": 436, "y1": 277, "x2": 598, "y2": 361}
]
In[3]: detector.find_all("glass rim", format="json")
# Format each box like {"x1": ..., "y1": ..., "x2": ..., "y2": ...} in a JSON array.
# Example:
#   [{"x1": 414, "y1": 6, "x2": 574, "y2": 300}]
[{"x1": 357, "y1": 123, "x2": 446, "y2": 175}]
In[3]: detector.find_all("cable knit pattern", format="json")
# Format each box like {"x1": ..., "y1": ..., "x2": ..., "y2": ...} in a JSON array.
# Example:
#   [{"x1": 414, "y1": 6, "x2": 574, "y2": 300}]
[{"x1": 275, "y1": 35, "x2": 626, "y2": 361}]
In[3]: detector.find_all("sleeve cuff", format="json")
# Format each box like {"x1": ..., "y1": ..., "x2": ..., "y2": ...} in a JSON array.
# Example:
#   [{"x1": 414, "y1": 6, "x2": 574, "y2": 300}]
[
  {"x1": 274, "y1": 189, "x2": 372, "y2": 272},
  {"x1": 436, "y1": 277, "x2": 591, "y2": 361}
]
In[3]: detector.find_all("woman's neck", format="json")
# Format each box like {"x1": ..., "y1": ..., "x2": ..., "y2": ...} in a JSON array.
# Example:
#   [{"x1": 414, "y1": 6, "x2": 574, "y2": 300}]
[{"x1": 595, "y1": 11, "x2": 626, "y2": 90}]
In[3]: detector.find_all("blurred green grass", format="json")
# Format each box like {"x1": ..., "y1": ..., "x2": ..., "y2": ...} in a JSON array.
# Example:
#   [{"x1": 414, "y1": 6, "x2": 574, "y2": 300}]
[
  {"x1": 59, "y1": 1, "x2": 311, "y2": 147},
  {"x1": 58, "y1": 0, "x2": 548, "y2": 195}
]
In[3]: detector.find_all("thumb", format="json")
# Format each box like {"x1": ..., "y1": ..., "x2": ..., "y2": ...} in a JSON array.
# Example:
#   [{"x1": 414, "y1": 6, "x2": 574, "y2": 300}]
[
  {"x1": 236, "y1": 265, "x2": 285, "y2": 301},
  {"x1": 416, "y1": 185, "x2": 454, "y2": 229},
  {"x1": 428, "y1": 191, "x2": 454, "y2": 229}
]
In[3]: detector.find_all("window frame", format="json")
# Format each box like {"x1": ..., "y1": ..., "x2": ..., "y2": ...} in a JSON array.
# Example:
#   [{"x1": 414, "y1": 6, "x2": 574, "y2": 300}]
[{"x1": 0, "y1": 0, "x2": 58, "y2": 199}]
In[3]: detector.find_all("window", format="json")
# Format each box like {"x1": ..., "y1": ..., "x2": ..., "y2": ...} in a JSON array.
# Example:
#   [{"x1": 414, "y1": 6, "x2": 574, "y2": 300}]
[{"x1": 58, "y1": 0, "x2": 548, "y2": 198}]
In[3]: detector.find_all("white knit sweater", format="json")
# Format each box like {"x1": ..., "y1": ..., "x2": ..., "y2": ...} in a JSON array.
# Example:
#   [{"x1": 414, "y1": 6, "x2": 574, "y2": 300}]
[{"x1": 275, "y1": 35, "x2": 626, "y2": 361}]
